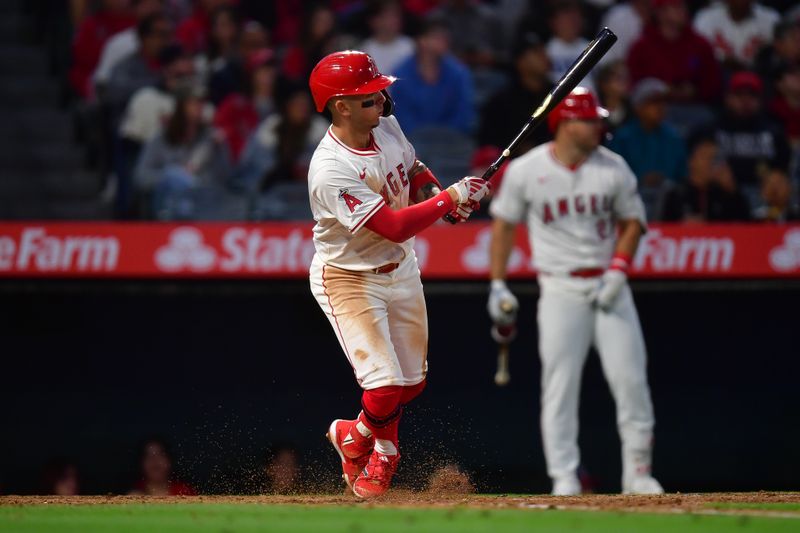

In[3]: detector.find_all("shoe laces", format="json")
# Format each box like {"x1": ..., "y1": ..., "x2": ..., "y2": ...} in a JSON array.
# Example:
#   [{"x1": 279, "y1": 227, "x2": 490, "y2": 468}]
[{"x1": 363, "y1": 453, "x2": 398, "y2": 482}]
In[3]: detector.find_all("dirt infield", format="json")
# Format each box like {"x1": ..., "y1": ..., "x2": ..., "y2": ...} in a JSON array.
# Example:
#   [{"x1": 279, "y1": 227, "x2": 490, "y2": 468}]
[{"x1": 1, "y1": 492, "x2": 798, "y2": 516}]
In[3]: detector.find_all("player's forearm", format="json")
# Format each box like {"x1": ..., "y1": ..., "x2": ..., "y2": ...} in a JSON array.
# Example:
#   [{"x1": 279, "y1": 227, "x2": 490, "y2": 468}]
[
  {"x1": 614, "y1": 219, "x2": 643, "y2": 259},
  {"x1": 364, "y1": 191, "x2": 455, "y2": 243},
  {"x1": 490, "y1": 218, "x2": 516, "y2": 280}
]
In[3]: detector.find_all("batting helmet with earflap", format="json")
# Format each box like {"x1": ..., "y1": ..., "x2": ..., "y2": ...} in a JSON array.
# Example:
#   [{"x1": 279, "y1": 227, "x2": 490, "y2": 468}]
[
  {"x1": 547, "y1": 87, "x2": 608, "y2": 132},
  {"x1": 309, "y1": 50, "x2": 396, "y2": 115}
]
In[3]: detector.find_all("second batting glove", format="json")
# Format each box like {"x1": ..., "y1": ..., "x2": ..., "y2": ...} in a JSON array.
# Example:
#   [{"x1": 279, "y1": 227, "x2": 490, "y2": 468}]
[{"x1": 488, "y1": 279, "x2": 519, "y2": 326}]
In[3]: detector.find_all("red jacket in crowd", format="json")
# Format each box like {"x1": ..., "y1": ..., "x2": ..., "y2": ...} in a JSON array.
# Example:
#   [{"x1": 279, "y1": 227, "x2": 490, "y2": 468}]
[
  {"x1": 214, "y1": 93, "x2": 260, "y2": 161},
  {"x1": 69, "y1": 10, "x2": 136, "y2": 98},
  {"x1": 628, "y1": 23, "x2": 722, "y2": 104}
]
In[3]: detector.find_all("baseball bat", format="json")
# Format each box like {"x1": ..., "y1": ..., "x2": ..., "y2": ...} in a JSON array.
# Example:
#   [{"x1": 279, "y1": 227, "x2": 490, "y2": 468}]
[
  {"x1": 494, "y1": 343, "x2": 510, "y2": 386},
  {"x1": 444, "y1": 27, "x2": 618, "y2": 224}
]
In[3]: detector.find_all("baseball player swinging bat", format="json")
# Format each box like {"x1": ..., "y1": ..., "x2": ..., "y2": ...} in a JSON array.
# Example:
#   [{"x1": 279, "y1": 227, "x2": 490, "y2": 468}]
[{"x1": 444, "y1": 27, "x2": 618, "y2": 224}]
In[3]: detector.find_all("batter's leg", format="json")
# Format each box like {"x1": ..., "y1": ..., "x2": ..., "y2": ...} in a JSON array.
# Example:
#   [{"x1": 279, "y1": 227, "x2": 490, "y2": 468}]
[
  {"x1": 593, "y1": 285, "x2": 660, "y2": 493},
  {"x1": 387, "y1": 258, "x2": 429, "y2": 388},
  {"x1": 537, "y1": 278, "x2": 594, "y2": 486}
]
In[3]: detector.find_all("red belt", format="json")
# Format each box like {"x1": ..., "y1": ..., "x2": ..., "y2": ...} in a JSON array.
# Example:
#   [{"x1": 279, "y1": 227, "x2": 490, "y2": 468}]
[
  {"x1": 372, "y1": 262, "x2": 399, "y2": 274},
  {"x1": 569, "y1": 267, "x2": 604, "y2": 278}
]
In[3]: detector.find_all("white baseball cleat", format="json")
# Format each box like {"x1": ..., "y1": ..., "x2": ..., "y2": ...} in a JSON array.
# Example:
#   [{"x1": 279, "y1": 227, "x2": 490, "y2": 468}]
[
  {"x1": 623, "y1": 475, "x2": 664, "y2": 494},
  {"x1": 551, "y1": 475, "x2": 582, "y2": 496}
]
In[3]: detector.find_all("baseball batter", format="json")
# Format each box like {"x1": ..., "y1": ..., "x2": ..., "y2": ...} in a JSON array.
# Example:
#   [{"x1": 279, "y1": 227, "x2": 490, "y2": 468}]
[
  {"x1": 487, "y1": 88, "x2": 663, "y2": 495},
  {"x1": 307, "y1": 51, "x2": 489, "y2": 499}
]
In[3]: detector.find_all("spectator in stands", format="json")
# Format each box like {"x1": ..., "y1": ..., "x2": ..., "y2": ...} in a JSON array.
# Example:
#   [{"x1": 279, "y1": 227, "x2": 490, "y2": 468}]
[
  {"x1": 263, "y1": 444, "x2": 301, "y2": 494},
  {"x1": 200, "y1": 6, "x2": 241, "y2": 105},
  {"x1": 360, "y1": 0, "x2": 415, "y2": 75},
  {"x1": 754, "y1": 169, "x2": 800, "y2": 221},
  {"x1": 697, "y1": 71, "x2": 791, "y2": 198},
  {"x1": 281, "y1": 4, "x2": 339, "y2": 82},
  {"x1": 428, "y1": 0, "x2": 505, "y2": 69},
  {"x1": 608, "y1": 78, "x2": 688, "y2": 185},
  {"x1": 693, "y1": 0, "x2": 780, "y2": 70},
  {"x1": 598, "y1": 0, "x2": 652, "y2": 67},
  {"x1": 213, "y1": 48, "x2": 278, "y2": 162},
  {"x1": 660, "y1": 136, "x2": 751, "y2": 221},
  {"x1": 135, "y1": 87, "x2": 232, "y2": 218},
  {"x1": 105, "y1": 12, "x2": 174, "y2": 115},
  {"x1": 175, "y1": 0, "x2": 231, "y2": 55},
  {"x1": 130, "y1": 437, "x2": 196, "y2": 495},
  {"x1": 546, "y1": 1, "x2": 594, "y2": 93},
  {"x1": 391, "y1": 18, "x2": 475, "y2": 135},
  {"x1": 205, "y1": 20, "x2": 271, "y2": 109},
  {"x1": 596, "y1": 60, "x2": 632, "y2": 131},
  {"x1": 94, "y1": 0, "x2": 164, "y2": 92},
  {"x1": 769, "y1": 64, "x2": 800, "y2": 149},
  {"x1": 69, "y1": 0, "x2": 136, "y2": 100},
  {"x1": 39, "y1": 458, "x2": 80, "y2": 496},
  {"x1": 478, "y1": 32, "x2": 552, "y2": 155},
  {"x1": 236, "y1": 83, "x2": 328, "y2": 193},
  {"x1": 756, "y1": 19, "x2": 800, "y2": 97},
  {"x1": 628, "y1": 0, "x2": 721, "y2": 105}
]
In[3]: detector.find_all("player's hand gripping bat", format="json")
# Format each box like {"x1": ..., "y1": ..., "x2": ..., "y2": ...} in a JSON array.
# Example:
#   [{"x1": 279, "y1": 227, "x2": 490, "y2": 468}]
[
  {"x1": 444, "y1": 27, "x2": 618, "y2": 224},
  {"x1": 491, "y1": 301, "x2": 517, "y2": 387}
]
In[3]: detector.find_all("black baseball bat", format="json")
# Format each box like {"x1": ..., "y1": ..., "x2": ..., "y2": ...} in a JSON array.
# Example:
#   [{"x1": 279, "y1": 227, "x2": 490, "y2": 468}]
[{"x1": 444, "y1": 27, "x2": 618, "y2": 224}]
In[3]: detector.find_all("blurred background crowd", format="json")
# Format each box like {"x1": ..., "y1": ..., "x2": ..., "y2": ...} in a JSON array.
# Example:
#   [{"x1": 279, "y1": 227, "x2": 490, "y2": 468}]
[{"x1": 4, "y1": 0, "x2": 800, "y2": 222}]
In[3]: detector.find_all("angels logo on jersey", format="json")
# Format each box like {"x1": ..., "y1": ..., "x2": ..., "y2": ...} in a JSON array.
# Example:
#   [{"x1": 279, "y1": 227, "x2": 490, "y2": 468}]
[{"x1": 338, "y1": 188, "x2": 363, "y2": 213}]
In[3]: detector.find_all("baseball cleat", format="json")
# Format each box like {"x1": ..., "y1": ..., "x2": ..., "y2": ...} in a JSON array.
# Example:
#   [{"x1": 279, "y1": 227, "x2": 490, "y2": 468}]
[
  {"x1": 326, "y1": 419, "x2": 374, "y2": 489},
  {"x1": 352, "y1": 451, "x2": 400, "y2": 499},
  {"x1": 551, "y1": 475, "x2": 582, "y2": 496},
  {"x1": 623, "y1": 475, "x2": 664, "y2": 495}
]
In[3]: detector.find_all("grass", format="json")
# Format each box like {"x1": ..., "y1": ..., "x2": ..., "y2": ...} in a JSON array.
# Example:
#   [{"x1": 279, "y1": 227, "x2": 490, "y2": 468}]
[
  {"x1": 1, "y1": 503, "x2": 799, "y2": 533},
  {"x1": 706, "y1": 502, "x2": 800, "y2": 512}
]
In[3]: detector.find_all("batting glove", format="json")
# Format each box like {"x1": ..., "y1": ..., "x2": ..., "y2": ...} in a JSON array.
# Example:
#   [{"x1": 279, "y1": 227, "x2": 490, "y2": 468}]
[
  {"x1": 448, "y1": 176, "x2": 491, "y2": 205},
  {"x1": 488, "y1": 279, "x2": 519, "y2": 326},
  {"x1": 447, "y1": 199, "x2": 480, "y2": 223},
  {"x1": 592, "y1": 252, "x2": 631, "y2": 311}
]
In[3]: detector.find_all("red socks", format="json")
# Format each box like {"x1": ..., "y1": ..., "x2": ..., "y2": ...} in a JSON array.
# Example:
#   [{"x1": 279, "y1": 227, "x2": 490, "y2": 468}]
[{"x1": 359, "y1": 380, "x2": 427, "y2": 448}]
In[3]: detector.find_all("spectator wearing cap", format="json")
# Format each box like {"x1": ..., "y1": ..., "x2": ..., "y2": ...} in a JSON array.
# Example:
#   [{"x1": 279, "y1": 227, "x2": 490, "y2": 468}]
[
  {"x1": 391, "y1": 18, "x2": 475, "y2": 135},
  {"x1": 478, "y1": 32, "x2": 553, "y2": 155},
  {"x1": 546, "y1": 1, "x2": 595, "y2": 94},
  {"x1": 694, "y1": 0, "x2": 780, "y2": 69},
  {"x1": 69, "y1": 0, "x2": 137, "y2": 100},
  {"x1": 608, "y1": 78, "x2": 688, "y2": 187},
  {"x1": 755, "y1": 18, "x2": 800, "y2": 98},
  {"x1": 597, "y1": 0, "x2": 652, "y2": 67},
  {"x1": 428, "y1": 0, "x2": 505, "y2": 69},
  {"x1": 769, "y1": 65, "x2": 800, "y2": 150},
  {"x1": 105, "y1": 12, "x2": 175, "y2": 115},
  {"x1": 360, "y1": 0, "x2": 414, "y2": 75},
  {"x1": 660, "y1": 136, "x2": 751, "y2": 222},
  {"x1": 628, "y1": 0, "x2": 721, "y2": 105},
  {"x1": 213, "y1": 48, "x2": 278, "y2": 162},
  {"x1": 93, "y1": 0, "x2": 164, "y2": 92},
  {"x1": 694, "y1": 71, "x2": 791, "y2": 202}
]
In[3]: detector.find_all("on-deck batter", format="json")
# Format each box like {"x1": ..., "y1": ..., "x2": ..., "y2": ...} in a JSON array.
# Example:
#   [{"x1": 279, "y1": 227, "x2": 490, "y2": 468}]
[
  {"x1": 307, "y1": 50, "x2": 489, "y2": 499},
  {"x1": 487, "y1": 88, "x2": 664, "y2": 495}
]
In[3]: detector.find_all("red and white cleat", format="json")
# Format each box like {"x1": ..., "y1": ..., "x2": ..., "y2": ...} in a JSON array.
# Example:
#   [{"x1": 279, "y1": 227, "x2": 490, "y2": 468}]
[
  {"x1": 326, "y1": 419, "x2": 374, "y2": 489},
  {"x1": 352, "y1": 451, "x2": 400, "y2": 499}
]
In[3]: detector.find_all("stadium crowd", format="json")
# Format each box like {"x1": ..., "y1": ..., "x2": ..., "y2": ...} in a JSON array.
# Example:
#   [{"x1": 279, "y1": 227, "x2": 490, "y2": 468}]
[{"x1": 61, "y1": 0, "x2": 800, "y2": 222}]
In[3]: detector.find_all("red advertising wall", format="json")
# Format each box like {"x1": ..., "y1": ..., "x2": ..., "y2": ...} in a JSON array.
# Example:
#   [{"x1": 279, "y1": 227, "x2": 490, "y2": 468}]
[{"x1": 0, "y1": 222, "x2": 799, "y2": 279}]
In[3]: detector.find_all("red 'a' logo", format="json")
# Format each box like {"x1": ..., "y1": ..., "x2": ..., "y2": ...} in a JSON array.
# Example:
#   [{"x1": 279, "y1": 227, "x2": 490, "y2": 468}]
[{"x1": 339, "y1": 188, "x2": 363, "y2": 213}]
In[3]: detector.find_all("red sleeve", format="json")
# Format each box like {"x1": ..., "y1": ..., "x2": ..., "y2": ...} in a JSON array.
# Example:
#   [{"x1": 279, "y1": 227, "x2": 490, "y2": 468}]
[{"x1": 364, "y1": 190, "x2": 454, "y2": 243}]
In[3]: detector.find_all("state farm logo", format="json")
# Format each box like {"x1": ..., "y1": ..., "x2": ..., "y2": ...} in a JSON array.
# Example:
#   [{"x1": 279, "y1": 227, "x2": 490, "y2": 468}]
[
  {"x1": 0, "y1": 227, "x2": 119, "y2": 272},
  {"x1": 634, "y1": 229, "x2": 734, "y2": 272},
  {"x1": 768, "y1": 228, "x2": 800, "y2": 272},
  {"x1": 155, "y1": 227, "x2": 216, "y2": 272},
  {"x1": 153, "y1": 226, "x2": 316, "y2": 273}
]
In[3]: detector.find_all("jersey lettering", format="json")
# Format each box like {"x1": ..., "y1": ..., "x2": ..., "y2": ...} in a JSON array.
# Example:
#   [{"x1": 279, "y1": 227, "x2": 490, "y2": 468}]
[
  {"x1": 397, "y1": 163, "x2": 408, "y2": 187},
  {"x1": 339, "y1": 188, "x2": 363, "y2": 213},
  {"x1": 558, "y1": 198, "x2": 569, "y2": 217},
  {"x1": 543, "y1": 203, "x2": 555, "y2": 224},
  {"x1": 541, "y1": 194, "x2": 613, "y2": 225},
  {"x1": 386, "y1": 170, "x2": 400, "y2": 196}
]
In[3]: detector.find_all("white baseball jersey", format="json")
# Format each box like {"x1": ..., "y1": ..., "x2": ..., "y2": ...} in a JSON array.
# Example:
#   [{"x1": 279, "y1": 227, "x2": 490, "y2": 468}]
[
  {"x1": 694, "y1": 2, "x2": 779, "y2": 66},
  {"x1": 489, "y1": 143, "x2": 646, "y2": 274},
  {"x1": 308, "y1": 116, "x2": 417, "y2": 270}
]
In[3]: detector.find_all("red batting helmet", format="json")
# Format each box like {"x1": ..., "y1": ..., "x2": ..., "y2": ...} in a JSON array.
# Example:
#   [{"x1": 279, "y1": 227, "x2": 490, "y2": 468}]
[
  {"x1": 309, "y1": 50, "x2": 396, "y2": 113},
  {"x1": 547, "y1": 88, "x2": 609, "y2": 132}
]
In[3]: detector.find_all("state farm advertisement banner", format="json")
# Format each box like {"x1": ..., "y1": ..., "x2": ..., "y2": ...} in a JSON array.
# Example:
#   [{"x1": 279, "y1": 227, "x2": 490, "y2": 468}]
[{"x1": 0, "y1": 222, "x2": 799, "y2": 279}]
